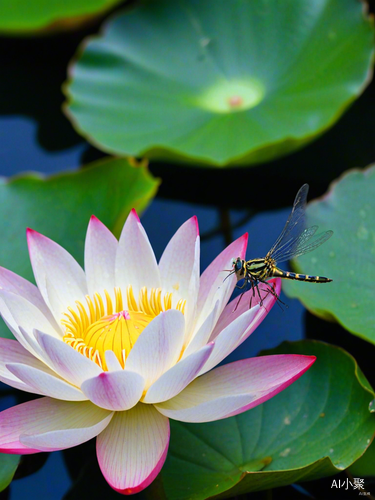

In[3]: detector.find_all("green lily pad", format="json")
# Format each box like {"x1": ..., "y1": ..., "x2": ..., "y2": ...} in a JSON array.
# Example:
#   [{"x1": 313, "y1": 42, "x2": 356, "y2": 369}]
[
  {"x1": 0, "y1": 0, "x2": 123, "y2": 34},
  {"x1": 156, "y1": 341, "x2": 375, "y2": 500},
  {"x1": 0, "y1": 454, "x2": 19, "y2": 492},
  {"x1": 65, "y1": 0, "x2": 374, "y2": 167},
  {"x1": 0, "y1": 157, "x2": 159, "y2": 339},
  {"x1": 283, "y1": 166, "x2": 375, "y2": 344}
]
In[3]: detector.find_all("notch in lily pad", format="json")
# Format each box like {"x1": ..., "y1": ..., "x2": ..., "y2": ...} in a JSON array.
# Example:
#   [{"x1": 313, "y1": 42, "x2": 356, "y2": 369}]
[{"x1": 65, "y1": 0, "x2": 374, "y2": 167}]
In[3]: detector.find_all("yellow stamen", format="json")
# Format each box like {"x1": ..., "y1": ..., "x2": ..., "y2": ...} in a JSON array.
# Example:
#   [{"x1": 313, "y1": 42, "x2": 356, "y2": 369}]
[{"x1": 62, "y1": 286, "x2": 186, "y2": 370}]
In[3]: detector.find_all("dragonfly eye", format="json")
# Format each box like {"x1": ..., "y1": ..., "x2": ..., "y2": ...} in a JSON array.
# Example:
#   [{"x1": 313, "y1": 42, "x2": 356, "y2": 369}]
[{"x1": 234, "y1": 258, "x2": 243, "y2": 272}]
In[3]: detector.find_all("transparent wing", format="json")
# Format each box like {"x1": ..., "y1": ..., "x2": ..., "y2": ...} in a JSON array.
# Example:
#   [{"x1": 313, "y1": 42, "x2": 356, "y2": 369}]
[
  {"x1": 271, "y1": 229, "x2": 333, "y2": 263},
  {"x1": 267, "y1": 184, "x2": 309, "y2": 259},
  {"x1": 271, "y1": 225, "x2": 318, "y2": 262}
]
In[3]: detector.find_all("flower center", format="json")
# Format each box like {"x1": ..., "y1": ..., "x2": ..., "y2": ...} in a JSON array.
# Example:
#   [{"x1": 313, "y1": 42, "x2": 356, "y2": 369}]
[{"x1": 62, "y1": 286, "x2": 186, "y2": 370}]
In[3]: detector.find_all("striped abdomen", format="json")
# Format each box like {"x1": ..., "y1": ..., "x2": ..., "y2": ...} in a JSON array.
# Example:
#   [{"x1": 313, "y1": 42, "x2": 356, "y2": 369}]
[{"x1": 272, "y1": 268, "x2": 332, "y2": 283}]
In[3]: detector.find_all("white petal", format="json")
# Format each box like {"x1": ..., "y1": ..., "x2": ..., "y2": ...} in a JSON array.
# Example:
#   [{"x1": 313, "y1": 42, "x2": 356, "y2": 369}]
[
  {"x1": 183, "y1": 238, "x2": 200, "y2": 346},
  {"x1": 0, "y1": 266, "x2": 57, "y2": 328},
  {"x1": 198, "y1": 305, "x2": 261, "y2": 375},
  {"x1": 159, "y1": 217, "x2": 199, "y2": 304},
  {"x1": 115, "y1": 210, "x2": 160, "y2": 301},
  {"x1": 85, "y1": 216, "x2": 118, "y2": 297},
  {"x1": 27, "y1": 229, "x2": 87, "y2": 324},
  {"x1": 143, "y1": 343, "x2": 214, "y2": 404},
  {"x1": 125, "y1": 310, "x2": 185, "y2": 389},
  {"x1": 155, "y1": 354, "x2": 316, "y2": 422},
  {"x1": 0, "y1": 289, "x2": 61, "y2": 361},
  {"x1": 0, "y1": 337, "x2": 54, "y2": 394},
  {"x1": 0, "y1": 398, "x2": 113, "y2": 454},
  {"x1": 182, "y1": 300, "x2": 219, "y2": 359},
  {"x1": 125, "y1": 309, "x2": 185, "y2": 389},
  {"x1": 81, "y1": 370, "x2": 144, "y2": 411},
  {"x1": 97, "y1": 404, "x2": 169, "y2": 494},
  {"x1": 104, "y1": 350, "x2": 123, "y2": 372},
  {"x1": 7, "y1": 363, "x2": 87, "y2": 401},
  {"x1": 36, "y1": 330, "x2": 102, "y2": 386}
]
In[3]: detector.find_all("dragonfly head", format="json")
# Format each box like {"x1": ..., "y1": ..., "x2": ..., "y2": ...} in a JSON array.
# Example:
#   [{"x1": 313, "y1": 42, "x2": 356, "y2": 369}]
[{"x1": 232, "y1": 257, "x2": 246, "y2": 280}]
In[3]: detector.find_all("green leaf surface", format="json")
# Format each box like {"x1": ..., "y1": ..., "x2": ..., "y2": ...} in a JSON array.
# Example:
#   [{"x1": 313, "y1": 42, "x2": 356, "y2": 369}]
[
  {"x1": 65, "y1": 0, "x2": 374, "y2": 167},
  {"x1": 0, "y1": 157, "x2": 159, "y2": 339},
  {"x1": 283, "y1": 166, "x2": 375, "y2": 344},
  {"x1": 0, "y1": 454, "x2": 19, "y2": 492},
  {"x1": 156, "y1": 341, "x2": 375, "y2": 500},
  {"x1": 0, "y1": 0, "x2": 123, "y2": 33}
]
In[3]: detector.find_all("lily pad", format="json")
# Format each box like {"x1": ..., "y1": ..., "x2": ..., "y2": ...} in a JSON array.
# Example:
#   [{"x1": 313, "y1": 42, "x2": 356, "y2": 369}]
[
  {"x1": 0, "y1": 157, "x2": 159, "y2": 339},
  {"x1": 0, "y1": 0, "x2": 123, "y2": 34},
  {"x1": 65, "y1": 0, "x2": 374, "y2": 167},
  {"x1": 283, "y1": 166, "x2": 375, "y2": 345},
  {"x1": 156, "y1": 341, "x2": 375, "y2": 500},
  {"x1": 0, "y1": 453, "x2": 19, "y2": 492}
]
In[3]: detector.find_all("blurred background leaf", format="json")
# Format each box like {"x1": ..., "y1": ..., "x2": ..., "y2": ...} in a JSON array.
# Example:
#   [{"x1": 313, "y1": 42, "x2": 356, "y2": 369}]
[
  {"x1": 0, "y1": 0, "x2": 125, "y2": 34},
  {"x1": 0, "y1": 454, "x2": 19, "y2": 493}
]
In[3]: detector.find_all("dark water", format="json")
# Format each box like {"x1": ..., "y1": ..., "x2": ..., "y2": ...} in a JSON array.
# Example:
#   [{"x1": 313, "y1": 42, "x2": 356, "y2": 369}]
[{"x1": 1, "y1": 13, "x2": 375, "y2": 500}]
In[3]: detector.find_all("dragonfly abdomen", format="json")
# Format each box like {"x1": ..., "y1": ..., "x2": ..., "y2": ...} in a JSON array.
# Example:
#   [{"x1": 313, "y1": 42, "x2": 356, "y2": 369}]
[{"x1": 272, "y1": 268, "x2": 332, "y2": 283}]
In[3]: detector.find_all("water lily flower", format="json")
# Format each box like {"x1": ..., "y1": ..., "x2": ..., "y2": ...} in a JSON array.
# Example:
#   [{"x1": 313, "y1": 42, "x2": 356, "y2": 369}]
[{"x1": 0, "y1": 211, "x2": 315, "y2": 494}]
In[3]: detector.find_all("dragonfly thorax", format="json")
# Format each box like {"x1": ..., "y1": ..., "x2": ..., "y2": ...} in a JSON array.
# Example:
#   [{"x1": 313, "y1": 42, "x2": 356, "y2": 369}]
[{"x1": 246, "y1": 257, "x2": 276, "y2": 280}]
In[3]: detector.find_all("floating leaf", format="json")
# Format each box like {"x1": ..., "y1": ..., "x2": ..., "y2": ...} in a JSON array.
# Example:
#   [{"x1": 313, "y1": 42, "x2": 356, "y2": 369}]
[
  {"x1": 0, "y1": 0, "x2": 123, "y2": 34},
  {"x1": 157, "y1": 341, "x2": 375, "y2": 499},
  {"x1": 283, "y1": 166, "x2": 375, "y2": 345},
  {"x1": 0, "y1": 157, "x2": 159, "y2": 339},
  {"x1": 65, "y1": 0, "x2": 374, "y2": 166},
  {"x1": 0, "y1": 454, "x2": 19, "y2": 492}
]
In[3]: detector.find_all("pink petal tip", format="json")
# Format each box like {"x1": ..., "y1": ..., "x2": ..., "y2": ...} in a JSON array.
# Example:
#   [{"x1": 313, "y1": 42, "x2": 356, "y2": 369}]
[
  {"x1": 130, "y1": 209, "x2": 140, "y2": 222},
  {"x1": 109, "y1": 443, "x2": 169, "y2": 495}
]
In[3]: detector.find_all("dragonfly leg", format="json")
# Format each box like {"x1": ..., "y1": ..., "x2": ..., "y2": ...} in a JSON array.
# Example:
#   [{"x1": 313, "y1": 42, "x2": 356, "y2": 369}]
[
  {"x1": 234, "y1": 289, "x2": 246, "y2": 311},
  {"x1": 260, "y1": 281, "x2": 288, "y2": 311}
]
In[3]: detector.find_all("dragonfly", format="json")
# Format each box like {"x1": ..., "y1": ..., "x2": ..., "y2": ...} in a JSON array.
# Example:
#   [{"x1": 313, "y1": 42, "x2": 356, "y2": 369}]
[{"x1": 229, "y1": 184, "x2": 333, "y2": 307}]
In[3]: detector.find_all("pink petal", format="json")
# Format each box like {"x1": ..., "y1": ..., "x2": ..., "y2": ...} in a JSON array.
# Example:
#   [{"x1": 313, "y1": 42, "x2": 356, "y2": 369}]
[
  {"x1": 0, "y1": 398, "x2": 113, "y2": 454},
  {"x1": 36, "y1": 330, "x2": 102, "y2": 386},
  {"x1": 125, "y1": 310, "x2": 185, "y2": 389},
  {"x1": 155, "y1": 354, "x2": 316, "y2": 422},
  {"x1": 210, "y1": 278, "x2": 281, "y2": 341},
  {"x1": 198, "y1": 305, "x2": 261, "y2": 376},
  {"x1": 97, "y1": 403, "x2": 169, "y2": 494},
  {"x1": 27, "y1": 229, "x2": 87, "y2": 323},
  {"x1": 159, "y1": 216, "x2": 200, "y2": 304},
  {"x1": 6, "y1": 363, "x2": 86, "y2": 401},
  {"x1": 85, "y1": 216, "x2": 118, "y2": 297},
  {"x1": 115, "y1": 210, "x2": 160, "y2": 301},
  {"x1": 143, "y1": 343, "x2": 214, "y2": 404},
  {"x1": 195, "y1": 234, "x2": 248, "y2": 331},
  {"x1": 81, "y1": 370, "x2": 145, "y2": 411},
  {"x1": 0, "y1": 266, "x2": 57, "y2": 327}
]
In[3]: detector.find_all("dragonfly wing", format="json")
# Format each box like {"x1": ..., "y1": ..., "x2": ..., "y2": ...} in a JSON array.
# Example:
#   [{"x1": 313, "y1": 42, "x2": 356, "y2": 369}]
[
  {"x1": 267, "y1": 184, "x2": 309, "y2": 258},
  {"x1": 271, "y1": 225, "x2": 318, "y2": 262},
  {"x1": 272, "y1": 230, "x2": 333, "y2": 263}
]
